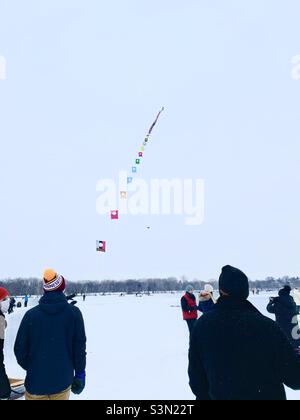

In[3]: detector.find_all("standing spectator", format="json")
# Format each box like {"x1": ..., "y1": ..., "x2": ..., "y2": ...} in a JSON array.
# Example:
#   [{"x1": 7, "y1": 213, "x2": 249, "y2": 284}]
[
  {"x1": 198, "y1": 284, "x2": 216, "y2": 314},
  {"x1": 267, "y1": 286, "x2": 300, "y2": 349},
  {"x1": 189, "y1": 266, "x2": 300, "y2": 400},
  {"x1": 181, "y1": 285, "x2": 198, "y2": 335},
  {"x1": 8, "y1": 297, "x2": 16, "y2": 314},
  {"x1": 14, "y1": 269, "x2": 87, "y2": 400},
  {"x1": 24, "y1": 295, "x2": 29, "y2": 308},
  {"x1": 0, "y1": 288, "x2": 11, "y2": 400}
]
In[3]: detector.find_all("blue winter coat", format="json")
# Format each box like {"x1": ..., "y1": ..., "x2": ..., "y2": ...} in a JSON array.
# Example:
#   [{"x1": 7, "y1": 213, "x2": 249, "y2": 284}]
[
  {"x1": 198, "y1": 297, "x2": 215, "y2": 314},
  {"x1": 14, "y1": 292, "x2": 86, "y2": 396}
]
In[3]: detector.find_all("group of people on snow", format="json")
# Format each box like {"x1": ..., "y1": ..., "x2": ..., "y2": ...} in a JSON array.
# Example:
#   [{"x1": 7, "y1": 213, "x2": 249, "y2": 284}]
[
  {"x1": 2, "y1": 264, "x2": 300, "y2": 400},
  {"x1": 0, "y1": 269, "x2": 86, "y2": 400},
  {"x1": 181, "y1": 284, "x2": 215, "y2": 335},
  {"x1": 182, "y1": 265, "x2": 300, "y2": 400}
]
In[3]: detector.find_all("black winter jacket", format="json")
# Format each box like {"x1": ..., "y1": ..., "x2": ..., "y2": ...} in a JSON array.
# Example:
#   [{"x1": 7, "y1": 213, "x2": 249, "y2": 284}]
[
  {"x1": 267, "y1": 295, "x2": 300, "y2": 348},
  {"x1": 189, "y1": 297, "x2": 300, "y2": 400}
]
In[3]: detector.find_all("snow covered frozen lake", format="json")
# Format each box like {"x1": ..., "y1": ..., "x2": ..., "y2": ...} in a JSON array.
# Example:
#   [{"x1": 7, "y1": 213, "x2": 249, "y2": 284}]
[{"x1": 4, "y1": 292, "x2": 300, "y2": 400}]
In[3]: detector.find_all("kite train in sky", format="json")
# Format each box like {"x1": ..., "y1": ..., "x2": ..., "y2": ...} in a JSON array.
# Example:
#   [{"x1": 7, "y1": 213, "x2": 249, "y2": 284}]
[{"x1": 98, "y1": 108, "x2": 165, "y2": 254}]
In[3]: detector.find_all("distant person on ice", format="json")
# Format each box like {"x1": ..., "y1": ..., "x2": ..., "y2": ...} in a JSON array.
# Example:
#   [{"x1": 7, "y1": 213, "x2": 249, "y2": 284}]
[
  {"x1": 189, "y1": 265, "x2": 300, "y2": 400},
  {"x1": 0, "y1": 288, "x2": 11, "y2": 400},
  {"x1": 198, "y1": 284, "x2": 215, "y2": 314},
  {"x1": 23, "y1": 295, "x2": 29, "y2": 308},
  {"x1": 181, "y1": 285, "x2": 198, "y2": 335},
  {"x1": 14, "y1": 269, "x2": 87, "y2": 401},
  {"x1": 267, "y1": 285, "x2": 300, "y2": 349},
  {"x1": 8, "y1": 296, "x2": 16, "y2": 314}
]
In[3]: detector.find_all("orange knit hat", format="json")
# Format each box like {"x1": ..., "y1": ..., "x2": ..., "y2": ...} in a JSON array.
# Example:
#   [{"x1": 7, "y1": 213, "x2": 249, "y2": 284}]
[
  {"x1": 43, "y1": 269, "x2": 66, "y2": 292},
  {"x1": 44, "y1": 269, "x2": 57, "y2": 283}
]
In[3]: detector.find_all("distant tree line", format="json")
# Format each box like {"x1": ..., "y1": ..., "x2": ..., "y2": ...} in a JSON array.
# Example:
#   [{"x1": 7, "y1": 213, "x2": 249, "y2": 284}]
[{"x1": 1, "y1": 276, "x2": 300, "y2": 297}]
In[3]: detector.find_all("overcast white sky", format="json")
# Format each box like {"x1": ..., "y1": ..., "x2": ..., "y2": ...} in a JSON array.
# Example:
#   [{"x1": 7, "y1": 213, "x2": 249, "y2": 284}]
[{"x1": 0, "y1": 0, "x2": 300, "y2": 282}]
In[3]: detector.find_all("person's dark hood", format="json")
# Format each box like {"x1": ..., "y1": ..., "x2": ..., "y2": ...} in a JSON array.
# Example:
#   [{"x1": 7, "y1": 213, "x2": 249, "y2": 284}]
[{"x1": 39, "y1": 292, "x2": 69, "y2": 315}]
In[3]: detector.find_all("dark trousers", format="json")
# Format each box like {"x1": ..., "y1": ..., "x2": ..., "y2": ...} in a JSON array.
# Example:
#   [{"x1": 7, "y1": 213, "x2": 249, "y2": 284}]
[
  {"x1": 186, "y1": 319, "x2": 197, "y2": 335},
  {"x1": 24, "y1": 302, "x2": 28, "y2": 308}
]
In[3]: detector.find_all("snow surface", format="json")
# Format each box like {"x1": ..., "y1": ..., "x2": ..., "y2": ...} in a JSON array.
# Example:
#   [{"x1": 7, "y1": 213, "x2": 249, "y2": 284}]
[{"x1": 4, "y1": 292, "x2": 300, "y2": 400}]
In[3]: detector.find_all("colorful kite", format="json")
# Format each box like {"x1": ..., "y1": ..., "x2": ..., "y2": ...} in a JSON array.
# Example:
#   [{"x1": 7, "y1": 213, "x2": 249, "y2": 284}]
[
  {"x1": 96, "y1": 241, "x2": 106, "y2": 253},
  {"x1": 148, "y1": 107, "x2": 164, "y2": 136},
  {"x1": 111, "y1": 210, "x2": 119, "y2": 220},
  {"x1": 138, "y1": 107, "x2": 164, "y2": 155},
  {"x1": 99, "y1": 108, "x2": 164, "y2": 255},
  {"x1": 100, "y1": 108, "x2": 164, "y2": 254}
]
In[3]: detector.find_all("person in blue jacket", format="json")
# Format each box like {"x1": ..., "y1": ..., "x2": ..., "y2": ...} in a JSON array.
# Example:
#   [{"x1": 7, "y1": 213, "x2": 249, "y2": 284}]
[
  {"x1": 23, "y1": 295, "x2": 29, "y2": 308},
  {"x1": 14, "y1": 269, "x2": 87, "y2": 400},
  {"x1": 198, "y1": 284, "x2": 216, "y2": 314}
]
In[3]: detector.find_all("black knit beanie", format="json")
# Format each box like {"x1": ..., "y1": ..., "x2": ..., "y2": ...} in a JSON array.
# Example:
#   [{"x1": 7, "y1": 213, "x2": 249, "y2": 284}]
[
  {"x1": 279, "y1": 285, "x2": 291, "y2": 297},
  {"x1": 219, "y1": 265, "x2": 249, "y2": 300}
]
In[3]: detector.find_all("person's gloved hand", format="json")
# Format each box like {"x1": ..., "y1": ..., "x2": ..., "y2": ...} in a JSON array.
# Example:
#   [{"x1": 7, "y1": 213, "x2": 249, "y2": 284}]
[{"x1": 71, "y1": 372, "x2": 86, "y2": 395}]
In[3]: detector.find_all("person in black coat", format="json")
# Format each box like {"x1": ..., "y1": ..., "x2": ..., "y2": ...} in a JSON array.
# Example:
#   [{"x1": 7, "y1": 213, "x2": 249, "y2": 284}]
[
  {"x1": 267, "y1": 285, "x2": 300, "y2": 349},
  {"x1": 189, "y1": 265, "x2": 300, "y2": 400},
  {"x1": 14, "y1": 269, "x2": 87, "y2": 400},
  {"x1": 8, "y1": 297, "x2": 16, "y2": 315}
]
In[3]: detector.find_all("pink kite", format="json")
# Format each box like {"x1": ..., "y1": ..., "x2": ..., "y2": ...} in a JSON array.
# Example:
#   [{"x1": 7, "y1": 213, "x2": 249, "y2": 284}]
[
  {"x1": 96, "y1": 241, "x2": 106, "y2": 253},
  {"x1": 111, "y1": 210, "x2": 119, "y2": 220}
]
